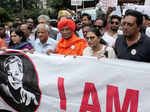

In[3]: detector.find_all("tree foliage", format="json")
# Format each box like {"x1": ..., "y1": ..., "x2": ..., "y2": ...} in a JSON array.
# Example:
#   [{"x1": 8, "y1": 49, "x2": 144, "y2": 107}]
[
  {"x1": 0, "y1": 0, "x2": 41, "y2": 22},
  {"x1": 0, "y1": 8, "x2": 12, "y2": 23},
  {"x1": 47, "y1": 0, "x2": 72, "y2": 10},
  {"x1": 47, "y1": 0, "x2": 74, "y2": 19}
]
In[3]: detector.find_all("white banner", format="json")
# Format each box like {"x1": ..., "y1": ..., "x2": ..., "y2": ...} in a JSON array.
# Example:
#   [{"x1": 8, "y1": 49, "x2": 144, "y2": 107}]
[
  {"x1": 71, "y1": 0, "x2": 82, "y2": 6},
  {"x1": 101, "y1": 0, "x2": 118, "y2": 12},
  {"x1": 145, "y1": 0, "x2": 150, "y2": 5},
  {"x1": 0, "y1": 51, "x2": 150, "y2": 112},
  {"x1": 123, "y1": 4, "x2": 150, "y2": 16}
]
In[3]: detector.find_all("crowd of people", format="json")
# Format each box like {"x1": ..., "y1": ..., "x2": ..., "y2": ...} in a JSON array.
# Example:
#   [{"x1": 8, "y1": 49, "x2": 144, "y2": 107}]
[{"x1": 0, "y1": 8, "x2": 150, "y2": 63}]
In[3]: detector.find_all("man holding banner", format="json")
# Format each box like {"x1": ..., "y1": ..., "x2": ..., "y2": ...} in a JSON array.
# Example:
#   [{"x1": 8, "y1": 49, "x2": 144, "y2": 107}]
[{"x1": 114, "y1": 9, "x2": 150, "y2": 62}]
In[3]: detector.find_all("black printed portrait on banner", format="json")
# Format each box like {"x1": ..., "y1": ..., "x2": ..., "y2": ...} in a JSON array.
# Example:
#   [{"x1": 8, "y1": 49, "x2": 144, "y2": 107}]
[{"x1": 0, "y1": 51, "x2": 41, "y2": 112}]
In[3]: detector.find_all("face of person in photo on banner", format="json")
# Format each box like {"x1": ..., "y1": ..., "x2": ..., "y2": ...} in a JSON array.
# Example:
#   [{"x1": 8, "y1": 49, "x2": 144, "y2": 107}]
[
  {"x1": 5, "y1": 56, "x2": 23, "y2": 90},
  {"x1": 0, "y1": 52, "x2": 42, "y2": 112}
]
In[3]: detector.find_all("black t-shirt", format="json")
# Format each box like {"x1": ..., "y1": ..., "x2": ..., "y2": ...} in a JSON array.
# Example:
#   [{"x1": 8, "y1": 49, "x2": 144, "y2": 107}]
[{"x1": 114, "y1": 33, "x2": 150, "y2": 63}]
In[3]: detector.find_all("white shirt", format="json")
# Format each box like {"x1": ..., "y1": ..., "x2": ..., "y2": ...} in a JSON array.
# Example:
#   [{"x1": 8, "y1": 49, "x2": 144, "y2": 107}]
[
  {"x1": 83, "y1": 45, "x2": 116, "y2": 58},
  {"x1": 102, "y1": 32, "x2": 118, "y2": 47},
  {"x1": 146, "y1": 27, "x2": 150, "y2": 38},
  {"x1": 33, "y1": 37, "x2": 57, "y2": 54}
]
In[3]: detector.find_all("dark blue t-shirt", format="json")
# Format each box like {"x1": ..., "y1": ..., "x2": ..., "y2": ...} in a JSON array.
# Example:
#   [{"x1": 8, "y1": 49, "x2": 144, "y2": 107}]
[{"x1": 114, "y1": 33, "x2": 150, "y2": 63}]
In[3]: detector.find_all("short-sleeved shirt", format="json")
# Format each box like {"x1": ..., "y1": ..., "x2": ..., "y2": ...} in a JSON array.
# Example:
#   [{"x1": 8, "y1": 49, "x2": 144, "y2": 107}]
[
  {"x1": 34, "y1": 37, "x2": 57, "y2": 54},
  {"x1": 114, "y1": 33, "x2": 150, "y2": 63}
]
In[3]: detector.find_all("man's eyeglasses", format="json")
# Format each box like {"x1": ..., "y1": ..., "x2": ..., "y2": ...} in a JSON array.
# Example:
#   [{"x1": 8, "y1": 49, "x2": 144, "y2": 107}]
[
  {"x1": 122, "y1": 22, "x2": 135, "y2": 27},
  {"x1": 111, "y1": 21, "x2": 119, "y2": 25}
]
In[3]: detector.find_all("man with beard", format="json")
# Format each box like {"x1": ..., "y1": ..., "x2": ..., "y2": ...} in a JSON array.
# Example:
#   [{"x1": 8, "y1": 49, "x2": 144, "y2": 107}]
[
  {"x1": 114, "y1": 10, "x2": 150, "y2": 63},
  {"x1": 102, "y1": 15, "x2": 121, "y2": 47}
]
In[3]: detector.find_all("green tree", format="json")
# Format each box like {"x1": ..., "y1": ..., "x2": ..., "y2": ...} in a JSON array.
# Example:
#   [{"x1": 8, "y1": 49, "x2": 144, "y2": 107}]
[
  {"x1": 0, "y1": 0, "x2": 17, "y2": 12},
  {"x1": 21, "y1": 0, "x2": 41, "y2": 9},
  {"x1": 47, "y1": 0, "x2": 74, "y2": 18},
  {"x1": 0, "y1": 7, "x2": 12, "y2": 23},
  {"x1": 0, "y1": 0, "x2": 41, "y2": 21},
  {"x1": 47, "y1": 0, "x2": 72, "y2": 10}
]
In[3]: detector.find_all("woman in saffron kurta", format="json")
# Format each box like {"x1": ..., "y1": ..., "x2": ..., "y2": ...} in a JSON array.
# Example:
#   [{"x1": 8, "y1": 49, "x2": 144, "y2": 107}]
[{"x1": 56, "y1": 19, "x2": 87, "y2": 56}]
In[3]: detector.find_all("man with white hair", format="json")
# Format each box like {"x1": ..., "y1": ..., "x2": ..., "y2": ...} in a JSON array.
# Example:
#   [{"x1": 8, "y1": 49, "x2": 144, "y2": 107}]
[
  {"x1": 33, "y1": 24, "x2": 57, "y2": 55},
  {"x1": 37, "y1": 15, "x2": 58, "y2": 40}
]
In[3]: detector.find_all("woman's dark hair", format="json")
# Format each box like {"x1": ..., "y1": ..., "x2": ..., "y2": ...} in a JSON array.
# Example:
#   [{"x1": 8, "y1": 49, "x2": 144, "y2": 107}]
[
  {"x1": 87, "y1": 27, "x2": 102, "y2": 38},
  {"x1": 9, "y1": 29, "x2": 27, "y2": 46}
]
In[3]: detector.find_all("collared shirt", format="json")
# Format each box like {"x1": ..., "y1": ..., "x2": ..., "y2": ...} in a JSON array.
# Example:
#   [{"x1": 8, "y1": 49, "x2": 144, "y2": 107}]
[
  {"x1": 34, "y1": 37, "x2": 57, "y2": 54},
  {"x1": 114, "y1": 33, "x2": 150, "y2": 63}
]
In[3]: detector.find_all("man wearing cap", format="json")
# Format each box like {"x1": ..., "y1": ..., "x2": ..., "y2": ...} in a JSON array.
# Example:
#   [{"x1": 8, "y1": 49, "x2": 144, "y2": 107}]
[{"x1": 56, "y1": 19, "x2": 87, "y2": 56}]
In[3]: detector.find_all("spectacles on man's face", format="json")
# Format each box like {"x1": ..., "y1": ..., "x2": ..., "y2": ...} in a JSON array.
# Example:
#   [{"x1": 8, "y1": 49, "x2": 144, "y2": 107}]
[
  {"x1": 111, "y1": 21, "x2": 119, "y2": 25},
  {"x1": 122, "y1": 22, "x2": 135, "y2": 27}
]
